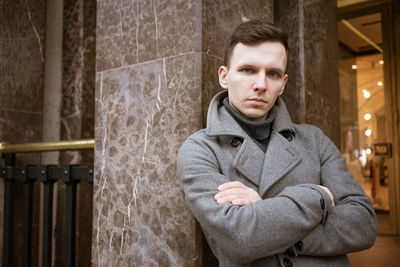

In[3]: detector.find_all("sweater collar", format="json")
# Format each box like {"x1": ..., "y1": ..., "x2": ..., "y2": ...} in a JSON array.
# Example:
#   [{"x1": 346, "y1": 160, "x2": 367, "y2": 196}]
[
  {"x1": 206, "y1": 90, "x2": 295, "y2": 137},
  {"x1": 223, "y1": 97, "x2": 275, "y2": 140}
]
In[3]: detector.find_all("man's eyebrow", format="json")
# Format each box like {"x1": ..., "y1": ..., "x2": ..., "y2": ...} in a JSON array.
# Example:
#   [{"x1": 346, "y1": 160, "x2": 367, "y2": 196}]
[
  {"x1": 236, "y1": 64, "x2": 256, "y2": 69},
  {"x1": 267, "y1": 67, "x2": 285, "y2": 74},
  {"x1": 236, "y1": 64, "x2": 285, "y2": 74}
]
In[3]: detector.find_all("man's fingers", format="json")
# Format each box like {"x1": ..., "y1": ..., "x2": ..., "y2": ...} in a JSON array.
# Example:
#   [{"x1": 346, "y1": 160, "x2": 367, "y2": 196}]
[
  {"x1": 215, "y1": 182, "x2": 261, "y2": 205},
  {"x1": 215, "y1": 188, "x2": 246, "y2": 199},
  {"x1": 218, "y1": 181, "x2": 245, "y2": 191},
  {"x1": 232, "y1": 199, "x2": 252, "y2": 206},
  {"x1": 215, "y1": 195, "x2": 252, "y2": 205},
  {"x1": 215, "y1": 188, "x2": 246, "y2": 202},
  {"x1": 215, "y1": 194, "x2": 243, "y2": 204}
]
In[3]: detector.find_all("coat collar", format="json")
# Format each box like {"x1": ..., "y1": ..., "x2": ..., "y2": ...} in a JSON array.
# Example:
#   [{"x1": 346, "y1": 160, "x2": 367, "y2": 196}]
[
  {"x1": 205, "y1": 90, "x2": 301, "y2": 196},
  {"x1": 206, "y1": 90, "x2": 295, "y2": 137}
]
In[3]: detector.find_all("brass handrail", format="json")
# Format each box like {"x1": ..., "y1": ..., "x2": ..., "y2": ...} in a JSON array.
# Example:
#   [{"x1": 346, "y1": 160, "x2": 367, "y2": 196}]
[{"x1": 0, "y1": 139, "x2": 95, "y2": 154}]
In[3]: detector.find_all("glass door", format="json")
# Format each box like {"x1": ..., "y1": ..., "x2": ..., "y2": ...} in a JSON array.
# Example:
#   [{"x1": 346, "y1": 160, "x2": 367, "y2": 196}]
[{"x1": 338, "y1": 7, "x2": 397, "y2": 234}]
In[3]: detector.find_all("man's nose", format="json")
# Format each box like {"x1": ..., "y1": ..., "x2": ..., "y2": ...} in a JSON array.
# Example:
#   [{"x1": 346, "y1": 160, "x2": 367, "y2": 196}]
[{"x1": 253, "y1": 73, "x2": 267, "y2": 91}]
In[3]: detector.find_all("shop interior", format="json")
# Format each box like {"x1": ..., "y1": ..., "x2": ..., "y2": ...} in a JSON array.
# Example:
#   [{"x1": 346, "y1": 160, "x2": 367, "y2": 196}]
[{"x1": 338, "y1": 11, "x2": 392, "y2": 230}]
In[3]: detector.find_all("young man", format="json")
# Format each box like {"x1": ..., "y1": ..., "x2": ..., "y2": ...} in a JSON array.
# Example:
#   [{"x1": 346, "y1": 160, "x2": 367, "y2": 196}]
[{"x1": 177, "y1": 20, "x2": 377, "y2": 267}]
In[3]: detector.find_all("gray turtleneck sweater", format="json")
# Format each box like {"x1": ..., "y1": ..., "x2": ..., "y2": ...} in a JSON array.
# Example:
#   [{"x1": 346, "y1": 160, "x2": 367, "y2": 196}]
[{"x1": 223, "y1": 97, "x2": 275, "y2": 152}]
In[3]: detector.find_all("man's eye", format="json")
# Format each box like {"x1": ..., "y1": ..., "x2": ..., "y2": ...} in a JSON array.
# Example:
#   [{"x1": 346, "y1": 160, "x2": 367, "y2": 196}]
[
  {"x1": 268, "y1": 71, "x2": 280, "y2": 78},
  {"x1": 242, "y1": 68, "x2": 254, "y2": 73}
]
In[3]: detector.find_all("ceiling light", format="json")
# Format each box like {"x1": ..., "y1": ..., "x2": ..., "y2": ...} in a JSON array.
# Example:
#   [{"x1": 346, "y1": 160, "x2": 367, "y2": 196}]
[
  {"x1": 365, "y1": 129, "x2": 372, "y2": 137},
  {"x1": 364, "y1": 113, "x2": 371, "y2": 120},
  {"x1": 378, "y1": 60, "x2": 384, "y2": 65},
  {"x1": 351, "y1": 65, "x2": 357, "y2": 70},
  {"x1": 377, "y1": 81, "x2": 383, "y2": 86},
  {"x1": 363, "y1": 91, "x2": 371, "y2": 99}
]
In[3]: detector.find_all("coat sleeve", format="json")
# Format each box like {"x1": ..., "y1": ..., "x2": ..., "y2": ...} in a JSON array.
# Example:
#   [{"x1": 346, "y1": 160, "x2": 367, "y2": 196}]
[
  {"x1": 297, "y1": 128, "x2": 377, "y2": 256},
  {"x1": 177, "y1": 135, "x2": 334, "y2": 264}
]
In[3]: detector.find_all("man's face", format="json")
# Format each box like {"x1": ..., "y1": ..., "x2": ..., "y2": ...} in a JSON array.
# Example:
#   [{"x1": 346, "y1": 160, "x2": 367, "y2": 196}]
[{"x1": 218, "y1": 42, "x2": 288, "y2": 122}]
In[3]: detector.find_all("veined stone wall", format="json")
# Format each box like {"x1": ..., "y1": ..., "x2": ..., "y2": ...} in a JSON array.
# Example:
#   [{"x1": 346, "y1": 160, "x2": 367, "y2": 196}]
[{"x1": 93, "y1": 0, "x2": 339, "y2": 265}]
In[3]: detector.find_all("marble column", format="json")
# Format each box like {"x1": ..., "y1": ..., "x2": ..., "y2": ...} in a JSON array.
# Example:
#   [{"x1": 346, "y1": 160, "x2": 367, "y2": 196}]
[
  {"x1": 0, "y1": 0, "x2": 46, "y2": 265},
  {"x1": 93, "y1": 0, "x2": 275, "y2": 265},
  {"x1": 54, "y1": 0, "x2": 96, "y2": 266},
  {"x1": 0, "y1": 0, "x2": 45, "y2": 162},
  {"x1": 275, "y1": 0, "x2": 340, "y2": 147},
  {"x1": 200, "y1": 1, "x2": 274, "y2": 264},
  {"x1": 201, "y1": 0, "x2": 275, "y2": 125},
  {"x1": 94, "y1": 1, "x2": 202, "y2": 265}
]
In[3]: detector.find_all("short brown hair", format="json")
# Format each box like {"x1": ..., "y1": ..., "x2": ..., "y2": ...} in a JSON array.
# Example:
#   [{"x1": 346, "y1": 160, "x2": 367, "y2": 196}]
[{"x1": 224, "y1": 20, "x2": 289, "y2": 69}]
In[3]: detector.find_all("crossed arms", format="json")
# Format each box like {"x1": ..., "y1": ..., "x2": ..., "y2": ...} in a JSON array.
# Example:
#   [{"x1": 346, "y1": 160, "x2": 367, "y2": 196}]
[
  {"x1": 177, "y1": 132, "x2": 377, "y2": 264},
  {"x1": 215, "y1": 180, "x2": 334, "y2": 208}
]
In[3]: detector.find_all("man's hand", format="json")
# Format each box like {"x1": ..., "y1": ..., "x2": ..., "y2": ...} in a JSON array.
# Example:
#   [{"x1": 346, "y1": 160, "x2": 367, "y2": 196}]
[
  {"x1": 318, "y1": 186, "x2": 335, "y2": 207},
  {"x1": 214, "y1": 181, "x2": 261, "y2": 206}
]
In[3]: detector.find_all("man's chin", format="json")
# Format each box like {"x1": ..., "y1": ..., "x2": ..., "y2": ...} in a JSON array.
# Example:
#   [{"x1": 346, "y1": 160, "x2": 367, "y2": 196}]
[{"x1": 243, "y1": 112, "x2": 268, "y2": 122}]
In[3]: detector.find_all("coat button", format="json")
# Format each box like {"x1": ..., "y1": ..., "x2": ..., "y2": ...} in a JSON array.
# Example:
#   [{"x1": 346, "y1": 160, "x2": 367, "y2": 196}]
[
  {"x1": 320, "y1": 199, "x2": 325, "y2": 210},
  {"x1": 285, "y1": 248, "x2": 295, "y2": 257},
  {"x1": 231, "y1": 137, "x2": 241, "y2": 147},
  {"x1": 295, "y1": 241, "x2": 303, "y2": 252},
  {"x1": 281, "y1": 131, "x2": 293, "y2": 141},
  {"x1": 283, "y1": 257, "x2": 293, "y2": 267}
]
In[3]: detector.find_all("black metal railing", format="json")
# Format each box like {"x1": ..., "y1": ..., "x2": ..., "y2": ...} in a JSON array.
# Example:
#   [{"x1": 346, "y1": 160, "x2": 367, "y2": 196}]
[{"x1": 0, "y1": 139, "x2": 94, "y2": 267}]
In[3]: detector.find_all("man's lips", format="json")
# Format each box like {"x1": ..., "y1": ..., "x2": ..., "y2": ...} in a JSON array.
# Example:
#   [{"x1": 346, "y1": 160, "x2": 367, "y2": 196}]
[{"x1": 247, "y1": 98, "x2": 266, "y2": 103}]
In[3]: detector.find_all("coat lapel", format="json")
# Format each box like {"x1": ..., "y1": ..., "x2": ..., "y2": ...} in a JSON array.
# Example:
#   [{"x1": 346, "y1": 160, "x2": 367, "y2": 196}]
[
  {"x1": 206, "y1": 91, "x2": 265, "y2": 186},
  {"x1": 258, "y1": 132, "x2": 301, "y2": 197},
  {"x1": 232, "y1": 137, "x2": 265, "y2": 186},
  {"x1": 206, "y1": 91, "x2": 300, "y2": 191}
]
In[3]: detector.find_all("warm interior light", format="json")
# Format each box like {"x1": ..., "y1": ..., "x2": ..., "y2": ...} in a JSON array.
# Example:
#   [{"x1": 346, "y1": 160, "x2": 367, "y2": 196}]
[
  {"x1": 377, "y1": 81, "x2": 383, "y2": 86},
  {"x1": 365, "y1": 129, "x2": 372, "y2": 136},
  {"x1": 366, "y1": 148, "x2": 372, "y2": 155},
  {"x1": 364, "y1": 113, "x2": 371, "y2": 120},
  {"x1": 363, "y1": 91, "x2": 371, "y2": 99},
  {"x1": 351, "y1": 65, "x2": 357, "y2": 70},
  {"x1": 360, "y1": 149, "x2": 367, "y2": 167},
  {"x1": 378, "y1": 60, "x2": 384, "y2": 65}
]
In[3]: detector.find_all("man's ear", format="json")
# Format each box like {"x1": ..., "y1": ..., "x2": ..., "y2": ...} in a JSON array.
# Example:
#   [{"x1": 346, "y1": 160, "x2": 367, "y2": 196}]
[
  {"x1": 218, "y1": 66, "x2": 229, "y2": 89},
  {"x1": 279, "y1": 73, "x2": 289, "y2": 95}
]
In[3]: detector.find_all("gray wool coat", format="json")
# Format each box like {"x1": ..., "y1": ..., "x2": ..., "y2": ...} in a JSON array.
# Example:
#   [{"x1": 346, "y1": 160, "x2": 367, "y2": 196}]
[{"x1": 177, "y1": 90, "x2": 377, "y2": 267}]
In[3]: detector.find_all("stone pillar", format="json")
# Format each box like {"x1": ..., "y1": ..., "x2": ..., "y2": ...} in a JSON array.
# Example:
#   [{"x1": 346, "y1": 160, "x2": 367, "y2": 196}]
[
  {"x1": 93, "y1": 0, "x2": 274, "y2": 265},
  {"x1": 94, "y1": 1, "x2": 203, "y2": 265},
  {"x1": 0, "y1": 0, "x2": 46, "y2": 265},
  {"x1": 54, "y1": 0, "x2": 96, "y2": 266},
  {"x1": 41, "y1": 0, "x2": 63, "y2": 265},
  {"x1": 275, "y1": 0, "x2": 340, "y2": 146},
  {"x1": 0, "y1": 0, "x2": 46, "y2": 161},
  {"x1": 200, "y1": 1, "x2": 274, "y2": 264},
  {"x1": 201, "y1": 0, "x2": 275, "y2": 125}
]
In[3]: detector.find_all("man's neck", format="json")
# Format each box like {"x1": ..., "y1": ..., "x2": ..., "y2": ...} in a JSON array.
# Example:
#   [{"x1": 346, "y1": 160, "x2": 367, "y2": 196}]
[{"x1": 223, "y1": 97, "x2": 275, "y2": 152}]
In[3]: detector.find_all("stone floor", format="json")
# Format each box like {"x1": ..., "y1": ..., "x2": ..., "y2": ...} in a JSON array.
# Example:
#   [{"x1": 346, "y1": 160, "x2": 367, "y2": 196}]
[{"x1": 348, "y1": 235, "x2": 400, "y2": 267}]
